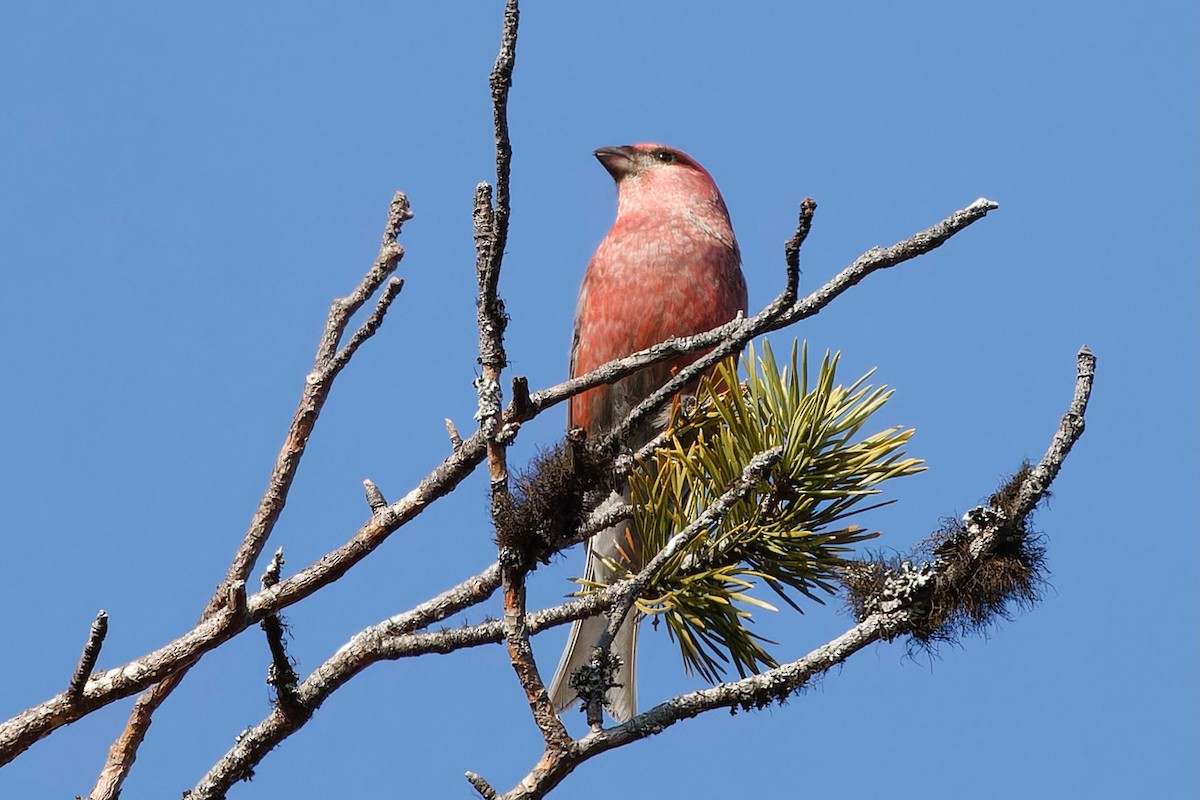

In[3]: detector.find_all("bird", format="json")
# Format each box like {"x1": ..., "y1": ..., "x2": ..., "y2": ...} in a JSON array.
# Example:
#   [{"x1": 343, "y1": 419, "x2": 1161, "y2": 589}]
[{"x1": 548, "y1": 143, "x2": 748, "y2": 722}]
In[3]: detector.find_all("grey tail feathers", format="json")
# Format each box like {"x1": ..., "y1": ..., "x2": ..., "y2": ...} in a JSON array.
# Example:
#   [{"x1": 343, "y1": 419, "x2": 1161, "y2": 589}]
[{"x1": 547, "y1": 492, "x2": 639, "y2": 723}]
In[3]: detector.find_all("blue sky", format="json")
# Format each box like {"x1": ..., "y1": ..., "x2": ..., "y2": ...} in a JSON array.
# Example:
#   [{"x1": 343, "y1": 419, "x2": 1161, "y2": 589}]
[{"x1": 1, "y1": 3, "x2": 1196, "y2": 798}]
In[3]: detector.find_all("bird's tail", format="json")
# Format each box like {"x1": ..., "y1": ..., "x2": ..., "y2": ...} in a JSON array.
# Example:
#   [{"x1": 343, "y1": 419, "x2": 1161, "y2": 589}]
[
  {"x1": 547, "y1": 603, "x2": 638, "y2": 723},
  {"x1": 548, "y1": 492, "x2": 640, "y2": 723}
]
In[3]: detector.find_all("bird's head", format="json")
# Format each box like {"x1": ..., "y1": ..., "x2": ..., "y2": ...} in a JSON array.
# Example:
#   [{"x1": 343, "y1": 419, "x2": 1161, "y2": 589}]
[
  {"x1": 594, "y1": 143, "x2": 728, "y2": 220},
  {"x1": 594, "y1": 143, "x2": 711, "y2": 182}
]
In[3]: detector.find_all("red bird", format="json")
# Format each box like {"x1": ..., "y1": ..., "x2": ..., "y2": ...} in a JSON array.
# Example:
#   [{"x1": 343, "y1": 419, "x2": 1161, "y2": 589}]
[{"x1": 548, "y1": 144, "x2": 748, "y2": 721}]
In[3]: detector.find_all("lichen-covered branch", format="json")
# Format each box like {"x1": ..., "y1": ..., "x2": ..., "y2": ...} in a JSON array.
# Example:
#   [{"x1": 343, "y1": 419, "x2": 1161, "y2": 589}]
[{"x1": 477, "y1": 344, "x2": 1096, "y2": 800}]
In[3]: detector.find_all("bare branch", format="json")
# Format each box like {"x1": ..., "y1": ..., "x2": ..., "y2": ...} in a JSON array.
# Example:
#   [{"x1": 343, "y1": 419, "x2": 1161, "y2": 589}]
[
  {"x1": 68, "y1": 611, "x2": 108, "y2": 700},
  {"x1": 445, "y1": 418, "x2": 464, "y2": 450},
  {"x1": 467, "y1": 771, "x2": 500, "y2": 799},
  {"x1": 566, "y1": 501, "x2": 635, "y2": 552},
  {"x1": 316, "y1": 192, "x2": 414, "y2": 365},
  {"x1": 233, "y1": 190, "x2": 413, "y2": 587},
  {"x1": 5, "y1": 418, "x2": 492, "y2": 771},
  {"x1": 90, "y1": 674, "x2": 183, "y2": 800},
  {"x1": 330, "y1": 275, "x2": 405, "y2": 372},
  {"x1": 474, "y1": 0, "x2": 567, "y2": 749},
  {"x1": 781, "y1": 197, "x2": 816, "y2": 307},
  {"x1": 190, "y1": 559, "x2": 644, "y2": 797},
  {"x1": 777, "y1": 197, "x2": 998, "y2": 328},
  {"x1": 487, "y1": 0, "x2": 518, "y2": 265},
  {"x1": 188, "y1": 395, "x2": 1104, "y2": 800},
  {"x1": 259, "y1": 550, "x2": 303, "y2": 719},
  {"x1": 1014, "y1": 345, "x2": 1095, "y2": 518}
]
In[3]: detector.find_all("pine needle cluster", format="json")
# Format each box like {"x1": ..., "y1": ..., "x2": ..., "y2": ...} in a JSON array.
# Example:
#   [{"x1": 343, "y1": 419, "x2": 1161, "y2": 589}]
[{"x1": 624, "y1": 340, "x2": 925, "y2": 682}]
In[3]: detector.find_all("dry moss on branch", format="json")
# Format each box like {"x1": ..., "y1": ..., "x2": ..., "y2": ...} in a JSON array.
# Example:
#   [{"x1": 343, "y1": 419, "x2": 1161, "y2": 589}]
[{"x1": 842, "y1": 463, "x2": 1049, "y2": 644}]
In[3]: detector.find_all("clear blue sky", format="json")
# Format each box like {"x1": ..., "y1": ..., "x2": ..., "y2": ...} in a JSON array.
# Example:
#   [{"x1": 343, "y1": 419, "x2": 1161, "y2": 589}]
[{"x1": 2, "y1": 3, "x2": 1196, "y2": 798}]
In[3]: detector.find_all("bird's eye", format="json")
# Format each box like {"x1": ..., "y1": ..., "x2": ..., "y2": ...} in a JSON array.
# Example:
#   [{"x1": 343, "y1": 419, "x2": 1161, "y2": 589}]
[{"x1": 654, "y1": 150, "x2": 678, "y2": 163}]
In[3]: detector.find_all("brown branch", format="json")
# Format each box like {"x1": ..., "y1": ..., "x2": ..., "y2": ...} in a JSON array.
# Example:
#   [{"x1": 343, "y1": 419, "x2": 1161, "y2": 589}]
[
  {"x1": 197, "y1": 357, "x2": 1099, "y2": 800},
  {"x1": 379, "y1": 576, "x2": 617, "y2": 659},
  {"x1": 474, "y1": 0, "x2": 566, "y2": 749},
  {"x1": 445, "y1": 418, "x2": 464, "y2": 450},
  {"x1": 1015, "y1": 346, "x2": 1094, "y2": 518},
  {"x1": 234, "y1": 190, "x2": 413, "y2": 588},
  {"x1": 491, "y1": 616, "x2": 891, "y2": 799},
  {"x1": 466, "y1": 772, "x2": 500, "y2": 799},
  {"x1": 331, "y1": 275, "x2": 405, "y2": 373},
  {"x1": 777, "y1": 197, "x2": 998, "y2": 329},
  {"x1": 4, "y1": 407, "x2": 491, "y2": 771},
  {"x1": 91, "y1": 674, "x2": 183, "y2": 800},
  {"x1": 362, "y1": 479, "x2": 388, "y2": 512},
  {"x1": 781, "y1": 197, "x2": 816, "y2": 307},
  {"x1": 563, "y1": 501, "x2": 635, "y2": 552},
  {"x1": 486, "y1": 0, "x2": 517, "y2": 270},
  {"x1": 193, "y1": 545, "x2": 663, "y2": 797},
  {"x1": 67, "y1": 611, "x2": 108, "y2": 700},
  {"x1": 259, "y1": 550, "x2": 303, "y2": 719}
]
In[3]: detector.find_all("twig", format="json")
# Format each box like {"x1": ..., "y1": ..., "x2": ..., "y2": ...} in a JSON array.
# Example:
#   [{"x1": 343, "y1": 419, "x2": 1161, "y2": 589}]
[
  {"x1": 259, "y1": 550, "x2": 303, "y2": 719},
  {"x1": 235, "y1": 190, "x2": 413, "y2": 587},
  {"x1": 68, "y1": 611, "x2": 108, "y2": 700},
  {"x1": 775, "y1": 197, "x2": 998, "y2": 330},
  {"x1": 467, "y1": 771, "x2": 500, "y2": 799},
  {"x1": 1014, "y1": 346, "x2": 1094, "y2": 518},
  {"x1": 782, "y1": 197, "x2": 817, "y2": 305},
  {"x1": 445, "y1": 418, "x2": 464, "y2": 450},
  {"x1": 362, "y1": 479, "x2": 387, "y2": 512},
  {"x1": 563, "y1": 501, "x2": 635, "y2": 552},
  {"x1": 331, "y1": 275, "x2": 405, "y2": 373}
]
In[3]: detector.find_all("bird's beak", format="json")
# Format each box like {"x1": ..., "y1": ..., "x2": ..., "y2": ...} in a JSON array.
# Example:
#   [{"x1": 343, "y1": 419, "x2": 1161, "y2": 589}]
[{"x1": 594, "y1": 146, "x2": 638, "y2": 180}]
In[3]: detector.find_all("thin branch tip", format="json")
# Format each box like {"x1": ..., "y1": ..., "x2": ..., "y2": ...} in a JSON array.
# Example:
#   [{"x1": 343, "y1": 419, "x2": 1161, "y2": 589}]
[
  {"x1": 261, "y1": 549, "x2": 285, "y2": 588},
  {"x1": 466, "y1": 770, "x2": 499, "y2": 799},
  {"x1": 363, "y1": 479, "x2": 388, "y2": 512},
  {"x1": 445, "y1": 418, "x2": 464, "y2": 450},
  {"x1": 389, "y1": 190, "x2": 414, "y2": 221},
  {"x1": 69, "y1": 611, "x2": 109, "y2": 698},
  {"x1": 227, "y1": 581, "x2": 247, "y2": 619}
]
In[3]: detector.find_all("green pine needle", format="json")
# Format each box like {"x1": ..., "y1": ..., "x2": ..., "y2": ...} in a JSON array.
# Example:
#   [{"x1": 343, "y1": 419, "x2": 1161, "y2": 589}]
[{"x1": 622, "y1": 339, "x2": 925, "y2": 682}]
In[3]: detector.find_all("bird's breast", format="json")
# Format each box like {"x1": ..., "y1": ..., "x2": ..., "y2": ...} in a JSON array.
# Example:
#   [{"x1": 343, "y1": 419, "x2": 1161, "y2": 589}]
[{"x1": 570, "y1": 210, "x2": 747, "y2": 433}]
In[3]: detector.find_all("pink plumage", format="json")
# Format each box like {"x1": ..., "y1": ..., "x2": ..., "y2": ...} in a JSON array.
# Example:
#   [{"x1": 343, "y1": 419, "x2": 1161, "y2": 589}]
[{"x1": 550, "y1": 144, "x2": 748, "y2": 722}]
